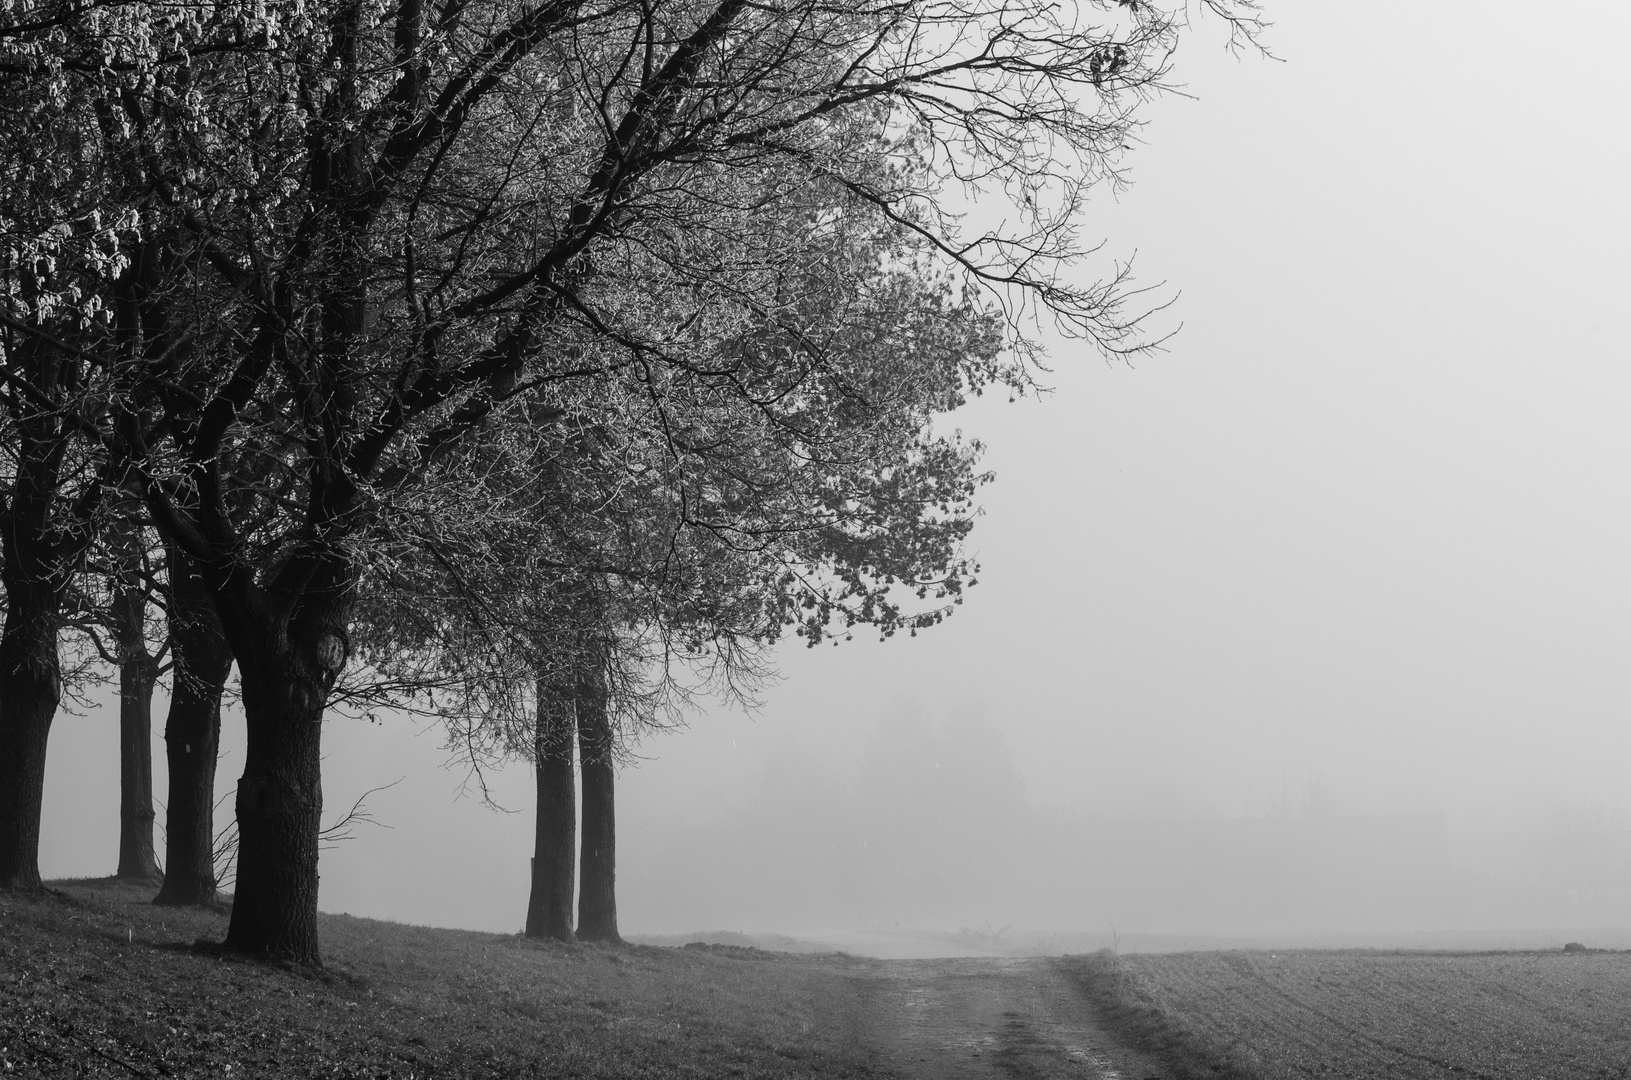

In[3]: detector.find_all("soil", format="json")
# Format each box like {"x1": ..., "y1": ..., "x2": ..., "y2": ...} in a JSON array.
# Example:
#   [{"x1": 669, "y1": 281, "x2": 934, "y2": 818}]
[{"x1": 853, "y1": 956, "x2": 1174, "y2": 1080}]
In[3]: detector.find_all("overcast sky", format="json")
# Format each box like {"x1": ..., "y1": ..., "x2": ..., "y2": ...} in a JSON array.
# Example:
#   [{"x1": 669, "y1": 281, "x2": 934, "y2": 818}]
[{"x1": 39, "y1": 1, "x2": 1631, "y2": 939}]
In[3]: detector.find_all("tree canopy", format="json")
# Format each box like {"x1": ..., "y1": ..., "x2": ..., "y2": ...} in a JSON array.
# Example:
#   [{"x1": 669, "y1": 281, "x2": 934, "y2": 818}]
[{"x1": 0, "y1": 0, "x2": 1265, "y2": 960}]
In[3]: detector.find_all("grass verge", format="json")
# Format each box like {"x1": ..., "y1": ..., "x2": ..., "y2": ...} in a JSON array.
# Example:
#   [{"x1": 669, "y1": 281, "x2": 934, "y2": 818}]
[{"x1": 1, "y1": 877, "x2": 891, "y2": 1079}]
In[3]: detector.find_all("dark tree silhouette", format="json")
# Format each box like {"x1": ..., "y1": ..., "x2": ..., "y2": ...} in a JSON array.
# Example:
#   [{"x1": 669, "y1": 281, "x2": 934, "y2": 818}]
[
  {"x1": 525, "y1": 676, "x2": 579, "y2": 942},
  {"x1": 153, "y1": 548, "x2": 235, "y2": 906},
  {"x1": 0, "y1": 336, "x2": 103, "y2": 891},
  {"x1": 576, "y1": 645, "x2": 619, "y2": 943},
  {"x1": 108, "y1": 509, "x2": 163, "y2": 882}
]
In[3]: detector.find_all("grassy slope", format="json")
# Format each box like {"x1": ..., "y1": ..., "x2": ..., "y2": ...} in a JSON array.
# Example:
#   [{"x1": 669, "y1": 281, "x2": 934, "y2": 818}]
[{"x1": 1, "y1": 879, "x2": 892, "y2": 1079}]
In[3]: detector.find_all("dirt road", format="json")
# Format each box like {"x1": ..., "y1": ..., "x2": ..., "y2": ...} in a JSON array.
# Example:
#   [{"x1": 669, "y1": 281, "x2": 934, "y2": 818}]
[{"x1": 853, "y1": 956, "x2": 1173, "y2": 1080}]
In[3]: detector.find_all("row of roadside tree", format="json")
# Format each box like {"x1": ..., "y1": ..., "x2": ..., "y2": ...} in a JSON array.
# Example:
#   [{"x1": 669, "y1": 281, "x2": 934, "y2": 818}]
[{"x1": 0, "y1": 0, "x2": 1262, "y2": 963}]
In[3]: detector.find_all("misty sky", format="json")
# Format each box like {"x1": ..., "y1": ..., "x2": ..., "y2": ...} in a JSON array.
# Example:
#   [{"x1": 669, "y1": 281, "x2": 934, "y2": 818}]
[{"x1": 37, "y1": 2, "x2": 1631, "y2": 937}]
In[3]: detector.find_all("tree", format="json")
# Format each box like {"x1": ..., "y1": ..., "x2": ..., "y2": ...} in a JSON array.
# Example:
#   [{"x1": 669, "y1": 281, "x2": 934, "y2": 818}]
[
  {"x1": 69, "y1": 514, "x2": 236, "y2": 902},
  {"x1": 0, "y1": 5, "x2": 207, "y2": 889},
  {"x1": 0, "y1": 35, "x2": 123, "y2": 887},
  {"x1": 0, "y1": 351, "x2": 105, "y2": 892},
  {"x1": 5, "y1": 0, "x2": 1263, "y2": 958},
  {"x1": 153, "y1": 547, "x2": 235, "y2": 906},
  {"x1": 526, "y1": 674, "x2": 579, "y2": 941},
  {"x1": 100, "y1": 502, "x2": 167, "y2": 882},
  {"x1": 0, "y1": 220, "x2": 112, "y2": 890},
  {"x1": 356, "y1": 183, "x2": 1016, "y2": 942},
  {"x1": 64, "y1": 494, "x2": 175, "y2": 885},
  {"x1": 366, "y1": 273, "x2": 999, "y2": 939},
  {"x1": 575, "y1": 637, "x2": 619, "y2": 942}
]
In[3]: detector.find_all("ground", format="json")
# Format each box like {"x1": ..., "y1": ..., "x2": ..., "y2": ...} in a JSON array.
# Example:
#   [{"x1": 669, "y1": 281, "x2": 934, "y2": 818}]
[
  {"x1": 25, "y1": 879, "x2": 1623, "y2": 1078},
  {"x1": 853, "y1": 956, "x2": 1172, "y2": 1080},
  {"x1": 0, "y1": 879, "x2": 1162, "y2": 1079}
]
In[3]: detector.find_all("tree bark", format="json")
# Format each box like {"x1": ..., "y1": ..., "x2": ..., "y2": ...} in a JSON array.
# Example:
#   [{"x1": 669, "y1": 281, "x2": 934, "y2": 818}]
[
  {"x1": 154, "y1": 549, "x2": 234, "y2": 907},
  {"x1": 526, "y1": 678, "x2": 576, "y2": 941},
  {"x1": 184, "y1": 547, "x2": 354, "y2": 964},
  {"x1": 216, "y1": 605, "x2": 348, "y2": 965},
  {"x1": 0, "y1": 583, "x2": 62, "y2": 892},
  {"x1": 576, "y1": 664, "x2": 619, "y2": 943},
  {"x1": 110, "y1": 515, "x2": 162, "y2": 882},
  {"x1": 222, "y1": 662, "x2": 324, "y2": 962},
  {"x1": 115, "y1": 650, "x2": 161, "y2": 881},
  {"x1": 0, "y1": 392, "x2": 77, "y2": 892}
]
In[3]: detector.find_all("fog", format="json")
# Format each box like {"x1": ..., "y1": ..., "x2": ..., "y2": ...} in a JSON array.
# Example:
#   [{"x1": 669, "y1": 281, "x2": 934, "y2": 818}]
[{"x1": 37, "y1": 1, "x2": 1631, "y2": 950}]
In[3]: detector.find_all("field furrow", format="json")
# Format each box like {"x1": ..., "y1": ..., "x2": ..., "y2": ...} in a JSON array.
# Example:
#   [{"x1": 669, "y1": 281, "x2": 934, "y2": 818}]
[{"x1": 1062, "y1": 950, "x2": 1631, "y2": 1079}]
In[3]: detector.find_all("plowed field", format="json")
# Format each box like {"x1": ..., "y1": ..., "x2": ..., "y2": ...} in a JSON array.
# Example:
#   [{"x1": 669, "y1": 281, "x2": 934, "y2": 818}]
[{"x1": 1061, "y1": 949, "x2": 1631, "y2": 1079}]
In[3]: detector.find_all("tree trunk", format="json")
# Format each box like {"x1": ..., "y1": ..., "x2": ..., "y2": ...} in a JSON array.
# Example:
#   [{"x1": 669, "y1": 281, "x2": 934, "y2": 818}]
[
  {"x1": 219, "y1": 614, "x2": 345, "y2": 965},
  {"x1": 222, "y1": 667, "x2": 323, "y2": 962},
  {"x1": 526, "y1": 679, "x2": 576, "y2": 941},
  {"x1": 0, "y1": 585, "x2": 62, "y2": 892},
  {"x1": 154, "y1": 549, "x2": 234, "y2": 907},
  {"x1": 576, "y1": 665, "x2": 619, "y2": 943},
  {"x1": 115, "y1": 652, "x2": 161, "y2": 881},
  {"x1": 0, "y1": 375, "x2": 80, "y2": 892},
  {"x1": 110, "y1": 521, "x2": 162, "y2": 882},
  {"x1": 202, "y1": 559, "x2": 352, "y2": 964}
]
